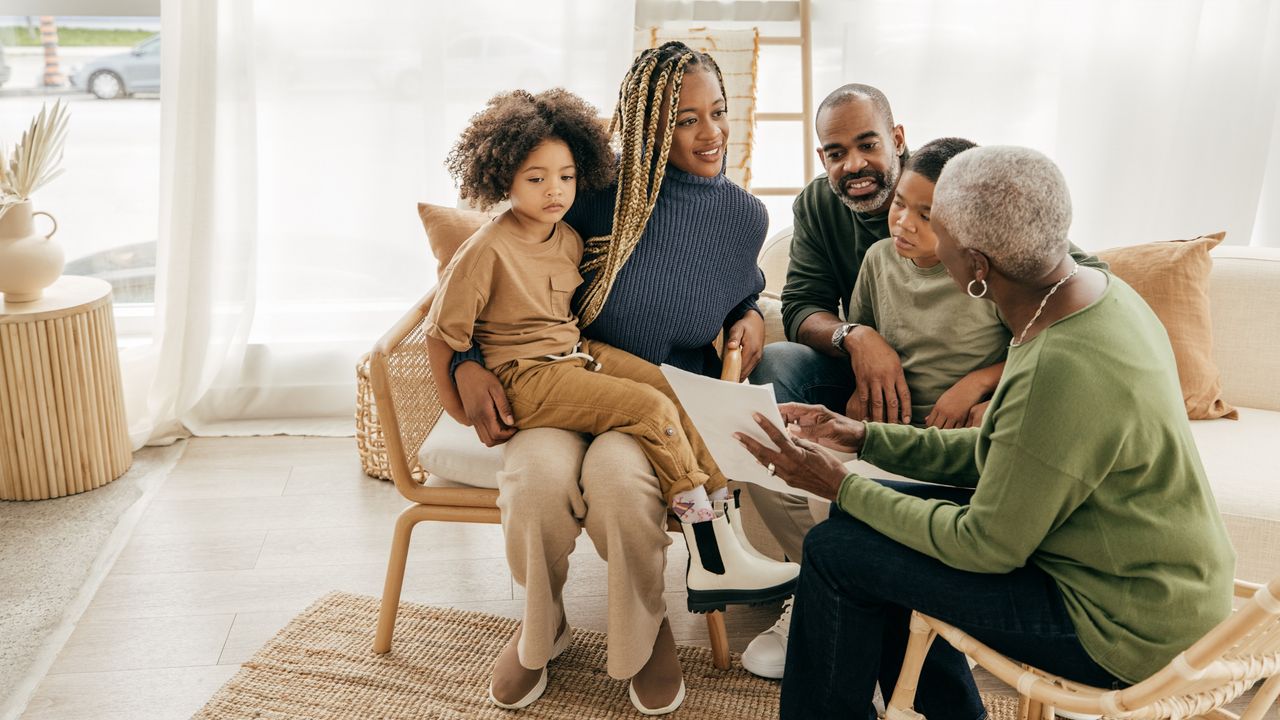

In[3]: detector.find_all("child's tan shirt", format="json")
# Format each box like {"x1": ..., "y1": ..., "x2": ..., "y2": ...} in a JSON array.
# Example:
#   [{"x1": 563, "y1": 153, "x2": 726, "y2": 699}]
[{"x1": 425, "y1": 218, "x2": 583, "y2": 369}]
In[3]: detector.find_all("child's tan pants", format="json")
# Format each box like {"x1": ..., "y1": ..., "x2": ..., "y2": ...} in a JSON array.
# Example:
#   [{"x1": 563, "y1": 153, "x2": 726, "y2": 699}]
[{"x1": 493, "y1": 338, "x2": 726, "y2": 503}]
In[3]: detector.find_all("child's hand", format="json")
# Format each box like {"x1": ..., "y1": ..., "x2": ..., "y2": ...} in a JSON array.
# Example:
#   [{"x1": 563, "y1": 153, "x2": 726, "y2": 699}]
[
  {"x1": 966, "y1": 400, "x2": 991, "y2": 428},
  {"x1": 925, "y1": 377, "x2": 986, "y2": 430}
]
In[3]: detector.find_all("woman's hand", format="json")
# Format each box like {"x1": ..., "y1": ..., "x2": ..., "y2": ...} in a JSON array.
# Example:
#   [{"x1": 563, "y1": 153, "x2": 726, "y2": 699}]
[
  {"x1": 735, "y1": 410, "x2": 852, "y2": 501},
  {"x1": 454, "y1": 361, "x2": 517, "y2": 447},
  {"x1": 779, "y1": 402, "x2": 867, "y2": 454},
  {"x1": 726, "y1": 310, "x2": 765, "y2": 379}
]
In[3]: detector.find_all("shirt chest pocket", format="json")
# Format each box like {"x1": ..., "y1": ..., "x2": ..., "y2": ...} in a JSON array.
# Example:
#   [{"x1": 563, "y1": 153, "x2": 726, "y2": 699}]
[{"x1": 549, "y1": 270, "x2": 582, "y2": 317}]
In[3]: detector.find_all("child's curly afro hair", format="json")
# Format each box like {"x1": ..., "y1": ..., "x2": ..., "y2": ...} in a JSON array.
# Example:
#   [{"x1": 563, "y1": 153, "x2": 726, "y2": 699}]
[{"x1": 446, "y1": 88, "x2": 615, "y2": 211}]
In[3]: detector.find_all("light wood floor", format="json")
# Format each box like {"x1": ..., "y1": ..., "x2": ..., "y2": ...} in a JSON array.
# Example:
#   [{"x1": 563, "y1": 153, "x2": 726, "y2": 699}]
[
  {"x1": 20, "y1": 437, "x2": 782, "y2": 720},
  {"x1": 20, "y1": 437, "x2": 1267, "y2": 719}
]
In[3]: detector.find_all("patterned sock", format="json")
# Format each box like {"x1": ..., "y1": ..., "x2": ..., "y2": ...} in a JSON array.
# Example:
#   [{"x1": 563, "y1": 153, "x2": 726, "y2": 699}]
[{"x1": 672, "y1": 486, "x2": 715, "y2": 523}]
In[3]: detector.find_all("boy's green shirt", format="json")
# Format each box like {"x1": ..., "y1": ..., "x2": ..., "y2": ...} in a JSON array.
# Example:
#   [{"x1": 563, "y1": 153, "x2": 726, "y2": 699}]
[
  {"x1": 837, "y1": 274, "x2": 1235, "y2": 683},
  {"x1": 850, "y1": 239, "x2": 1010, "y2": 422}
]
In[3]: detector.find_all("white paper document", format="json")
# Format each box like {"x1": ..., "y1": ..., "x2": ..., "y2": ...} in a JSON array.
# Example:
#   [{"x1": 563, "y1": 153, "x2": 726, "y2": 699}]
[{"x1": 659, "y1": 364, "x2": 829, "y2": 502}]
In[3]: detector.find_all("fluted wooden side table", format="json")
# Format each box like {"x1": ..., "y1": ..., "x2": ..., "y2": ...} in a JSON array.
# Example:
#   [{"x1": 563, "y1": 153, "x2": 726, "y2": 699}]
[{"x1": 0, "y1": 276, "x2": 133, "y2": 500}]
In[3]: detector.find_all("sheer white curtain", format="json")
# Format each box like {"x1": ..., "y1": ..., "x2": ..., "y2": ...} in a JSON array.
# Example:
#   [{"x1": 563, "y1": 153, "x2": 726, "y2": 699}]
[
  {"x1": 811, "y1": 0, "x2": 1280, "y2": 249},
  {"x1": 122, "y1": 0, "x2": 635, "y2": 446}
]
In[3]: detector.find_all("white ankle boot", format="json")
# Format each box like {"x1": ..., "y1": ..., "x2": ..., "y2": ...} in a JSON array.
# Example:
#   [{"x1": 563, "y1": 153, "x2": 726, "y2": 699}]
[
  {"x1": 680, "y1": 513, "x2": 799, "y2": 613},
  {"x1": 722, "y1": 489, "x2": 773, "y2": 562}
]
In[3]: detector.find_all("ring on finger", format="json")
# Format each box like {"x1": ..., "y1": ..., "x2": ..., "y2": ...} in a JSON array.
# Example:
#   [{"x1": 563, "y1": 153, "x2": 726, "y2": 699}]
[{"x1": 766, "y1": 462, "x2": 776, "y2": 476}]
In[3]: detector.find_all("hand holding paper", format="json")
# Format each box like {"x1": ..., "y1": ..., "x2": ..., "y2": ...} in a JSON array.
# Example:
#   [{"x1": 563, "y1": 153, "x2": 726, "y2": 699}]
[
  {"x1": 735, "y1": 409, "x2": 855, "y2": 502},
  {"x1": 659, "y1": 364, "x2": 856, "y2": 502}
]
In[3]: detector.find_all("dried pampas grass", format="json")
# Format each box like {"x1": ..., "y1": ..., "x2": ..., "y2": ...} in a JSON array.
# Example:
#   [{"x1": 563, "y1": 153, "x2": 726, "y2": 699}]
[{"x1": 0, "y1": 100, "x2": 70, "y2": 222}]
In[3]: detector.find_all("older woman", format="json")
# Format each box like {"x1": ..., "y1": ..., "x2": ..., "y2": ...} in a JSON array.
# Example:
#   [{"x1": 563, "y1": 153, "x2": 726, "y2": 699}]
[{"x1": 738, "y1": 146, "x2": 1235, "y2": 719}]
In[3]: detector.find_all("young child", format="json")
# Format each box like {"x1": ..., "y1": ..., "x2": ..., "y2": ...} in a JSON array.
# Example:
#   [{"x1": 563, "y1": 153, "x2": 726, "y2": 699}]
[
  {"x1": 851, "y1": 137, "x2": 1012, "y2": 427},
  {"x1": 425, "y1": 89, "x2": 797, "y2": 614}
]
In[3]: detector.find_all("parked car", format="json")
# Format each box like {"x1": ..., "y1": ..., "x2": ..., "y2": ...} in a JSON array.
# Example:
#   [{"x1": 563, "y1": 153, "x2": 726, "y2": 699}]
[
  {"x1": 63, "y1": 240, "x2": 156, "y2": 303},
  {"x1": 70, "y1": 34, "x2": 160, "y2": 99},
  {"x1": 0, "y1": 42, "x2": 12, "y2": 88}
]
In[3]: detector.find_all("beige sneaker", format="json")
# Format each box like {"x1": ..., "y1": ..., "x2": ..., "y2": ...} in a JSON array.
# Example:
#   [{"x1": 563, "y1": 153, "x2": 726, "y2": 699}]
[
  {"x1": 487, "y1": 619, "x2": 571, "y2": 709},
  {"x1": 629, "y1": 618, "x2": 686, "y2": 715}
]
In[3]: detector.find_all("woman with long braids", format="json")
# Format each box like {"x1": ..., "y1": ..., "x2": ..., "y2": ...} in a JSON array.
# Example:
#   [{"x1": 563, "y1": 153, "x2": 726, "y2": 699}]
[{"x1": 449, "y1": 42, "x2": 770, "y2": 714}]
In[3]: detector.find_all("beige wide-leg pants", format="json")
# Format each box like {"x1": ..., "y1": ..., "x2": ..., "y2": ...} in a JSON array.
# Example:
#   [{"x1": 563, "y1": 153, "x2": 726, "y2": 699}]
[
  {"x1": 743, "y1": 484, "x2": 821, "y2": 563},
  {"x1": 497, "y1": 426, "x2": 672, "y2": 680}
]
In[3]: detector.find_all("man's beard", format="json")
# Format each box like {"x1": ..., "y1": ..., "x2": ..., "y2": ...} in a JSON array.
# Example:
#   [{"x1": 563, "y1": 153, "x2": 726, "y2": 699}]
[{"x1": 828, "y1": 160, "x2": 900, "y2": 214}]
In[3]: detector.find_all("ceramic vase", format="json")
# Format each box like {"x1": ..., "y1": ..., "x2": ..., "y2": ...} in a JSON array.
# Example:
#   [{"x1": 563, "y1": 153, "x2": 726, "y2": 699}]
[{"x1": 0, "y1": 200, "x2": 64, "y2": 303}]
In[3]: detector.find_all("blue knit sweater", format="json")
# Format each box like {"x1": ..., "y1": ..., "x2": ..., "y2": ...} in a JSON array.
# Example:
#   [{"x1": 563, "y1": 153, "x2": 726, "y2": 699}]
[
  {"x1": 454, "y1": 164, "x2": 767, "y2": 376},
  {"x1": 567, "y1": 165, "x2": 766, "y2": 373}
]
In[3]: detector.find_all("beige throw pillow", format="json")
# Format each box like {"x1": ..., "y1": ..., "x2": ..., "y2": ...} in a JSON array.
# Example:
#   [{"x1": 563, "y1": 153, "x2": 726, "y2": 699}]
[
  {"x1": 416, "y1": 203, "x2": 490, "y2": 278},
  {"x1": 1097, "y1": 232, "x2": 1237, "y2": 420}
]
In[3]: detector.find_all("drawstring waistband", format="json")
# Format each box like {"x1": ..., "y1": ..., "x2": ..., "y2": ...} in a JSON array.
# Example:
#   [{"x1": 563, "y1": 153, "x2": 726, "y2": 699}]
[{"x1": 542, "y1": 342, "x2": 603, "y2": 372}]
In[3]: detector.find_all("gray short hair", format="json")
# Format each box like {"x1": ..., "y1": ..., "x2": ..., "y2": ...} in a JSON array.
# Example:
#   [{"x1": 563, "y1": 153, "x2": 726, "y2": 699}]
[{"x1": 932, "y1": 146, "x2": 1072, "y2": 282}]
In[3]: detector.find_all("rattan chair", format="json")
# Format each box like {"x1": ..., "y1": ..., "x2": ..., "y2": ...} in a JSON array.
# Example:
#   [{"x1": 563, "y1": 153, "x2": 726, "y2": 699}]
[
  {"x1": 367, "y1": 287, "x2": 734, "y2": 670},
  {"x1": 886, "y1": 577, "x2": 1280, "y2": 720}
]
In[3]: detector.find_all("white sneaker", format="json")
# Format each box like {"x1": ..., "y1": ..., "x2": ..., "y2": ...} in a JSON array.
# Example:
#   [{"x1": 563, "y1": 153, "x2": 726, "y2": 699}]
[
  {"x1": 741, "y1": 596, "x2": 793, "y2": 679},
  {"x1": 680, "y1": 514, "x2": 799, "y2": 613}
]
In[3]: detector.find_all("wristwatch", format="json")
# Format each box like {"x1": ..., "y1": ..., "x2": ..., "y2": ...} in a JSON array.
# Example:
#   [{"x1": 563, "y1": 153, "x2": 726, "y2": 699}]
[{"x1": 831, "y1": 322, "x2": 860, "y2": 354}]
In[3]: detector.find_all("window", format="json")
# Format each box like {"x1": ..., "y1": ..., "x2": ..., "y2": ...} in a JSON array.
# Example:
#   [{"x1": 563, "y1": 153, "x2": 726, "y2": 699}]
[{"x1": 1, "y1": 14, "x2": 160, "y2": 317}]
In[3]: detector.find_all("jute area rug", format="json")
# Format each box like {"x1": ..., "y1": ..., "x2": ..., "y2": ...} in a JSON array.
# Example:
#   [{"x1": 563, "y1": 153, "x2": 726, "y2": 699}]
[{"x1": 196, "y1": 591, "x2": 1021, "y2": 719}]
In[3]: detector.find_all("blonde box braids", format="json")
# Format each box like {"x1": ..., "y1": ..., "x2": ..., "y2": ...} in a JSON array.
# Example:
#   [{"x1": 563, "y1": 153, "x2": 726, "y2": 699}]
[{"x1": 578, "y1": 42, "x2": 727, "y2": 327}]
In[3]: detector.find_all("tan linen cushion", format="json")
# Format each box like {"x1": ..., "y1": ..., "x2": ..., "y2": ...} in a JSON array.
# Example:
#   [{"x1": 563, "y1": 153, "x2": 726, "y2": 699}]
[
  {"x1": 1097, "y1": 233, "x2": 1236, "y2": 420},
  {"x1": 416, "y1": 203, "x2": 490, "y2": 277}
]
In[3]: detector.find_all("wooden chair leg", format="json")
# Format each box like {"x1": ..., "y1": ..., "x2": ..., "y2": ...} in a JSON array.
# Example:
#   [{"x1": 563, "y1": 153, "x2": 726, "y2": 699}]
[
  {"x1": 373, "y1": 503, "x2": 430, "y2": 654},
  {"x1": 1017, "y1": 695, "x2": 1032, "y2": 720},
  {"x1": 1241, "y1": 672, "x2": 1280, "y2": 720},
  {"x1": 705, "y1": 610, "x2": 730, "y2": 670},
  {"x1": 1020, "y1": 695, "x2": 1049, "y2": 720},
  {"x1": 885, "y1": 611, "x2": 937, "y2": 720}
]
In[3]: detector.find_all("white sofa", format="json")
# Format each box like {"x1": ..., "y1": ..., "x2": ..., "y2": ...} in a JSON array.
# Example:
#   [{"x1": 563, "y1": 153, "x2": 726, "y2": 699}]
[{"x1": 755, "y1": 234, "x2": 1280, "y2": 583}]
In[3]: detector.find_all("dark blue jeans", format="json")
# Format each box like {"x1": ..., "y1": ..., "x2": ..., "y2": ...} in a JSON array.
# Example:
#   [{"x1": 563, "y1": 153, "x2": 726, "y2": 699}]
[
  {"x1": 781, "y1": 481, "x2": 1123, "y2": 720},
  {"x1": 751, "y1": 341, "x2": 854, "y2": 410}
]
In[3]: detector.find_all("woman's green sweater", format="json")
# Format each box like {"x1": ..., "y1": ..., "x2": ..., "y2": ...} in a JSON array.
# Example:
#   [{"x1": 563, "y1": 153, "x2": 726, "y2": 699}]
[{"x1": 838, "y1": 273, "x2": 1234, "y2": 683}]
